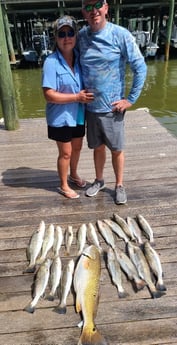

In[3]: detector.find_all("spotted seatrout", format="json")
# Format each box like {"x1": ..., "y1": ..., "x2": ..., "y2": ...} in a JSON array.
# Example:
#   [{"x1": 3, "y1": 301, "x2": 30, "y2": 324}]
[
  {"x1": 136, "y1": 214, "x2": 154, "y2": 244},
  {"x1": 37, "y1": 223, "x2": 54, "y2": 264},
  {"x1": 107, "y1": 247, "x2": 128, "y2": 298},
  {"x1": 127, "y1": 242, "x2": 165, "y2": 298},
  {"x1": 65, "y1": 225, "x2": 73, "y2": 255},
  {"x1": 114, "y1": 247, "x2": 146, "y2": 291},
  {"x1": 55, "y1": 258, "x2": 74, "y2": 314},
  {"x1": 77, "y1": 223, "x2": 87, "y2": 256},
  {"x1": 53, "y1": 225, "x2": 63, "y2": 258},
  {"x1": 144, "y1": 241, "x2": 167, "y2": 292},
  {"x1": 87, "y1": 222, "x2": 102, "y2": 252},
  {"x1": 24, "y1": 258, "x2": 51, "y2": 313},
  {"x1": 24, "y1": 220, "x2": 45, "y2": 273},
  {"x1": 46, "y1": 255, "x2": 62, "y2": 301},
  {"x1": 96, "y1": 219, "x2": 116, "y2": 249}
]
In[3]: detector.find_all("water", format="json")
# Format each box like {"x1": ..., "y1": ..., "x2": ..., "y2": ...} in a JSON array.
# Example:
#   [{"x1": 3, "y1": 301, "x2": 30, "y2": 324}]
[
  {"x1": 0, "y1": 59, "x2": 177, "y2": 137},
  {"x1": 130, "y1": 58, "x2": 177, "y2": 137}
]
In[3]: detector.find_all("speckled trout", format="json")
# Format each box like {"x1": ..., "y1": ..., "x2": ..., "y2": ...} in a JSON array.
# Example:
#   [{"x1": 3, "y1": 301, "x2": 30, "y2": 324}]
[
  {"x1": 24, "y1": 258, "x2": 51, "y2": 313},
  {"x1": 24, "y1": 220, "x2": 45, "y2": 273},
  {"x1": 74, "y1": 245, "x2": 108, "y2": 345}
]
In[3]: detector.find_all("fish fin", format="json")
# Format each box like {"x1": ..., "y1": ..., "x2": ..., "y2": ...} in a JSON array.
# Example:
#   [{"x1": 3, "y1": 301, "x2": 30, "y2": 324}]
[
  {"x1": 82, "y1": 256, "x2": 90, "y2": 269},
  {"x1": 75, "y1": 297, "x2": 82, "y2": 313},
  {"x1": 78, "y1": 325, "x2": 108, "y2": 345}
]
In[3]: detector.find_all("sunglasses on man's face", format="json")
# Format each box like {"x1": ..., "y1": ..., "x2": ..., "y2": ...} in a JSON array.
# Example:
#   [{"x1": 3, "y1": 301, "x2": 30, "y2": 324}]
[
  {"x1": 84, "y1": 0, "x2": 104, "y2": 12},
  {"x1": 57, "y1": 30, "x2": 75, "y2": 38}
]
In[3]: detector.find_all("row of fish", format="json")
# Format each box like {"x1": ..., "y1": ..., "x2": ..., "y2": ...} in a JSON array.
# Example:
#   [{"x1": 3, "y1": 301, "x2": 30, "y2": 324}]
[
  {"x1": 23, "y1": 213, "x2": 166, "y2": 345},
  {"x1": 96, "y1": 215, "x2": 166, "y2": 298},
  {"x1": 23, "y1": 213, "x2": 154, "y2": 275}
]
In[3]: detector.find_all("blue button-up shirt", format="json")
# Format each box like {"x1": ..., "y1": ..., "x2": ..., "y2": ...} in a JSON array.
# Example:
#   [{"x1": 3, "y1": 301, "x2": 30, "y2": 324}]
[
  {"x1": 42, "y1": 48, "x2": 84, "y2": 127},
  {"x1": 78, "y1": 22, "x2": 147, "y2": 113}
]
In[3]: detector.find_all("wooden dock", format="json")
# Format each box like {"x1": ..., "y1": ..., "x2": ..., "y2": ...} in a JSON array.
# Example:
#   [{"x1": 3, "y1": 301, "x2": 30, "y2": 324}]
[{"x1": 0, "y1": 108, "x2": 177, "y2": 345}]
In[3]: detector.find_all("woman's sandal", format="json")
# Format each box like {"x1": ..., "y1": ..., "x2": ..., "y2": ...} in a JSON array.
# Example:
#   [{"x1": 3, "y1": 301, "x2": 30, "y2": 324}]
[
  {"x1": 68, "y1": 175, "x2": 87, "y2": 188},
  {"x1": 58, "y1": 187, "x2": 80, "y2": 199}
]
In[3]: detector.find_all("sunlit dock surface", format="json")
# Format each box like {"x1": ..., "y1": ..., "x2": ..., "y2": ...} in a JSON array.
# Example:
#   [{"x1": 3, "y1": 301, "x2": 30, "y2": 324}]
[{"x1": 0, "y1": 109, "x2": 177, "y2": 345}]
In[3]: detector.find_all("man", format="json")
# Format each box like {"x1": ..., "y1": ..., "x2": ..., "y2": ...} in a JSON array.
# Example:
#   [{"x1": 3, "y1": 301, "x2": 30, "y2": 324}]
[{"x1": 78, "y1": 0, "x2": 147, "y2": 204}]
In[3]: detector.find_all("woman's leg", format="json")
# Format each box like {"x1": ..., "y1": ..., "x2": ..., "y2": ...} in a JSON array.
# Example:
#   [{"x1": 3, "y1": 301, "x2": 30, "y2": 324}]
[
  {"x1": 70, "y1": 137, "x2": 83, "y2": 179},
  {"x1": 56, "y1": 140, "x2": 78, "y2": 194}
]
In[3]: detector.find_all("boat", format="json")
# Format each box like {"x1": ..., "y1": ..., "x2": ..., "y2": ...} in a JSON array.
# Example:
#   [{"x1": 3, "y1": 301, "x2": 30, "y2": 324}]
[
  {"x1": 131, "y1": 30, "x2": 159, "y2": 57},
  {"x1": 127, "y1": 18, "x2": 159, "y2": 57},
  {"x1": 159, "y1": 21, "x2": 177, "y2": 49},
  {"x1": 21, "y1": 19, "x2": 52, "y2": 66},
  {"x1": 145, "y1": 41, "x2": 159, "y2": 57}
]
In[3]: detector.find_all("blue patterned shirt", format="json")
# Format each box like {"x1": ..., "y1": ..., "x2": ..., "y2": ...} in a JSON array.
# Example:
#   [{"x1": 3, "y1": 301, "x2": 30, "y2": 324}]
[{"x1": 78, "y1": 22, "x2": 147, "y2": 113}]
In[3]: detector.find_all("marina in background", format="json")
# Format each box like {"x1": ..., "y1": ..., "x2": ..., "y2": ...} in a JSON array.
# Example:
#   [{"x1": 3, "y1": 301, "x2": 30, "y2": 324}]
[{"x1": 0, "y1": 0, "x2": 177, "y2": 65}]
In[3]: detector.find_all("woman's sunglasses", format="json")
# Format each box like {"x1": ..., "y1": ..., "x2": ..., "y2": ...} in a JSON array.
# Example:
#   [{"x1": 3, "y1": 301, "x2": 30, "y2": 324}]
[
  {"x1": 57, "y1": 30, "x2": 75, "y2": 38},
  {"x1": 83, "y1": 1, "x2": 104, "y2": 12}
]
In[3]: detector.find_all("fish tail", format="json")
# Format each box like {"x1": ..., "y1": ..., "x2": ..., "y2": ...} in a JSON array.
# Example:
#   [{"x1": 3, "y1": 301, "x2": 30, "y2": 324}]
[
  {"x1": 45, "y1": 294, "x2": 55, "y2": 301},
  {"x1": 118, "y1": 291, "x2": 129, "y2": 298},
  {"x1": 54, "y1": 303, "x2": 67, "y2": 314},
  {"x1": 23, "y1": 265, "x2": 36, "y2": 274},
  {"x1": 156, "y1": 282, "x2": 167, "y2": 291},
  {"x1": 150, "y1": 240, "x2": 155, "y2": 246},
  {"x1": 23, "y1": 303, "x2": 35, "y2": 314},
  {"x1": 139, "y1": 243, "x2": 144, "y2": 250},
  {"x1": 78, "y1": 325, "x2": 108, "y2": 345},
  {"x1": 151, "y1": 290, "x2": 166, "y2": 299}
]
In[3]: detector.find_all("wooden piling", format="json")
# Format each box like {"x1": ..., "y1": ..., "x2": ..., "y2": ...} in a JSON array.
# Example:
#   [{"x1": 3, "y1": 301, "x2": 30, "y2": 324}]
[
  {"x1": 2, "y1": 4, "x2": 16, "y2": 63},
  {"x1": 0, "y1": 4, "x2": 19, "y2": 130},
  {"x1": 165, "y1": 0, "x2": 175, "y2": 61}
]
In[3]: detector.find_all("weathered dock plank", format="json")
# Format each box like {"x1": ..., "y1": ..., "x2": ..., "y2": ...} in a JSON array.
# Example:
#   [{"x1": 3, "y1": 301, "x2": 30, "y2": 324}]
[{"x1": 0, "y1": 109, "x2": 177, "y2": 345}]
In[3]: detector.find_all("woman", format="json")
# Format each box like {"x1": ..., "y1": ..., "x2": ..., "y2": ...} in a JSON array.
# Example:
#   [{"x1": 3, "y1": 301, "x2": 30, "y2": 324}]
[{"x1": 42, "y1": 15, "x2": 94, "y2": 199}]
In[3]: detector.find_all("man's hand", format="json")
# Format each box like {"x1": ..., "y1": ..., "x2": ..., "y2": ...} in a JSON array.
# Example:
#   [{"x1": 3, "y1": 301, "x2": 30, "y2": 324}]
[{"x1": 112, "y1": 99, "x2": 132, "y2": 112}]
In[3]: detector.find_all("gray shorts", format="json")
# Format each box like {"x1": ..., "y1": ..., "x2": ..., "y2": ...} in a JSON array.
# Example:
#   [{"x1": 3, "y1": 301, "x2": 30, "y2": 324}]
[{"x1": 86, "y1": 111, "x2": 125, "y2": 151}]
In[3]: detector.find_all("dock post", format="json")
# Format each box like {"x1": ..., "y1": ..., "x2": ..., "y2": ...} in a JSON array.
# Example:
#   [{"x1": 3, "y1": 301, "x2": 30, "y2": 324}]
[
  {"x1": 114, "y1": 0, "x2": 121, "y2": 25},
  {"x1": 165, "y1": 0, "x2": 175, "y2": 61},
  {"x1": 0, "y1": 4, "x2": 19, "y2": 130},
  {"x1": 2, "y1": 4, "x2": 16, "y2": 63}
]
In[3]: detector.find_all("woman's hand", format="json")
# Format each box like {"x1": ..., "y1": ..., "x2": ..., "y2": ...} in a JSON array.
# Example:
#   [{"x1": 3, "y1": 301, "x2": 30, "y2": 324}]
[{"x1": 77, "y1": 90, "x2": 94, "y2": 103}]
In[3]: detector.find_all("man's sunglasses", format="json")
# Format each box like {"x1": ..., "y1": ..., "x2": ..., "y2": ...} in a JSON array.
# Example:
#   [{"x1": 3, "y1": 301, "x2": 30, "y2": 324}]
[
  {"x1": 83, "y1": 1, "x2": 104, "y2": 12},
  {"x1": 57, "y1": 30, "x2": 75, "y2": 38}
]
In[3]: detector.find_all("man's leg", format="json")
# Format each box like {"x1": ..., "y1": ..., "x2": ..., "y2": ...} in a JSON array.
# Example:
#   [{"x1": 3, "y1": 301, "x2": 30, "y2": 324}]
[
  {"x1": 85, "y1": 144, "x2": 106, "y2": 197},
  {"x1": 111, "y1": 150, "x2": 124, "y2": 186},
  {"x1": 111, "y1": 150, "x2": 127, "y2": 204},
  {"x1": 94, "y1": 144, "x2": 106, "y2": 181}
]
